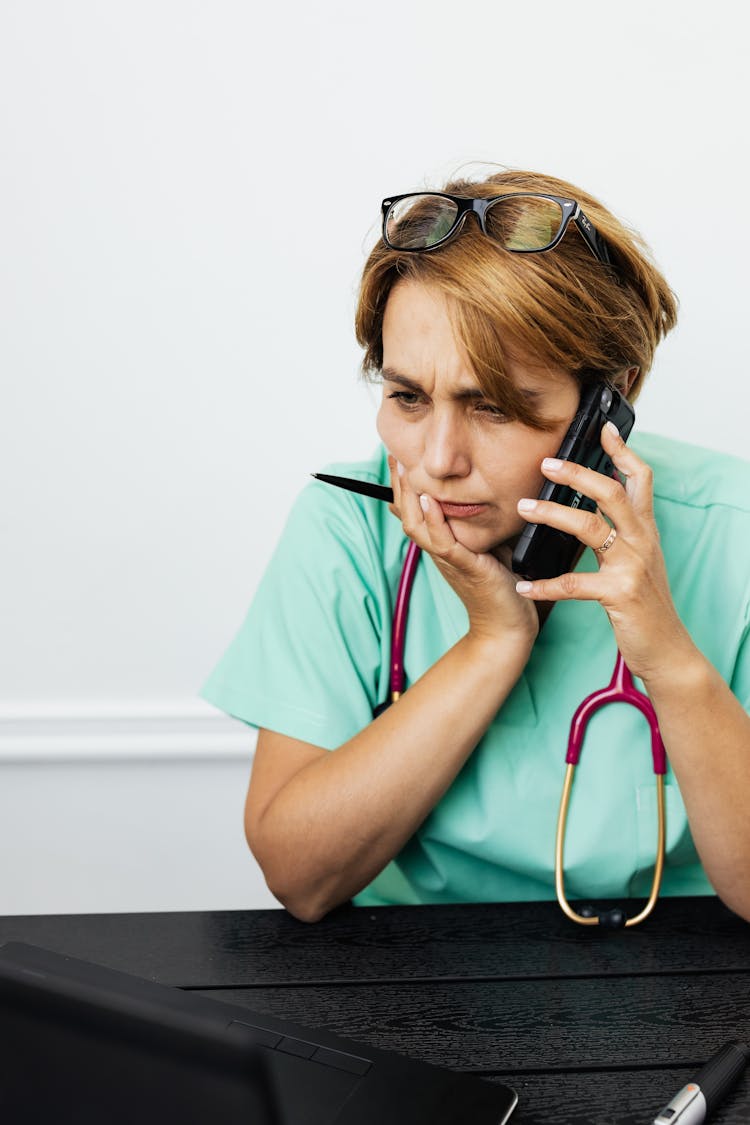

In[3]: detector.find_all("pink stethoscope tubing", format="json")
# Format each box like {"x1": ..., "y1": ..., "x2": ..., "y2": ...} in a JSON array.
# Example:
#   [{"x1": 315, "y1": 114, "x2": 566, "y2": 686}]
[{"x1": 386, "y1": 540, "x2": 668, "y2": 928}]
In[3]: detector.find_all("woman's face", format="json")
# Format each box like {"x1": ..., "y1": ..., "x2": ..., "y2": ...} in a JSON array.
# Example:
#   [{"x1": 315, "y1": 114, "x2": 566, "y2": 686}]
[{"x1": 376, "y1": 279, "x2": 582, "y2": 555}]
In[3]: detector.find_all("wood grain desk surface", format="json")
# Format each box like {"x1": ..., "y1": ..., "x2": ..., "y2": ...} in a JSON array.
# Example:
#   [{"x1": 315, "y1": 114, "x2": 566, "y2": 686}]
[{"x1": 1, "y1": 896, "x2": 749, "y2": 1124}]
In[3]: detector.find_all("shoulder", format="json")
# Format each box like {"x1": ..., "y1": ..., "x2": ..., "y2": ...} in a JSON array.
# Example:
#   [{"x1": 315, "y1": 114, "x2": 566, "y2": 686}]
[
  {"x1": 202, "y1": 447, "x2": 400, "y2": 740},
  {"x1": 287, "y1": 446, "x2": 392, "y2": 545},
  {"x1": 273, "y1": 445, "x2": 405, "y2": 592},
  {"x1": 630, "y1": 431, "x2": 750, "y2": 515}
]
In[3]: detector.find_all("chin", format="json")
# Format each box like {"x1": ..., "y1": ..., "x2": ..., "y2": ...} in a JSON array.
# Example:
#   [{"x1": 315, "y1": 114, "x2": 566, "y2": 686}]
[{"x1": 447, "y1": 520, "x2": 516, "y2": 556}]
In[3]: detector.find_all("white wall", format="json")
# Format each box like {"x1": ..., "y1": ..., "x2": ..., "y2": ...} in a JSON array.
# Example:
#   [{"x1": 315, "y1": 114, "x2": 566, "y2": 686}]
[
  {"x1": 0, "y1": 704, "x2": 273, "y2": 913},
  {"x1": 1, "y1": 0, "x2": 747, "y2": 913}
]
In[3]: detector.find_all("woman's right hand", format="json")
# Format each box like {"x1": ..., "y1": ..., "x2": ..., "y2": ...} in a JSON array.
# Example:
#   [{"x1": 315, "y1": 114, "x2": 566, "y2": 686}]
[
  {"x1": 245, "y1": 458, "x2": 544, "y2": 924},
  {"x1": 388, "y1": 456, "x2": 539, "y2": 652}
]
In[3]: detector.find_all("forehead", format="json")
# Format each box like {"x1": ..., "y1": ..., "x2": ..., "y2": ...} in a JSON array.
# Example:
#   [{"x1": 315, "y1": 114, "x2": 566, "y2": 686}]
[
  {"x1": 382, "y1": 280, "x2": 467, "y2": 375},
  {"x1": 381, "y1": 279, "x2": 571, "y2": 397}
]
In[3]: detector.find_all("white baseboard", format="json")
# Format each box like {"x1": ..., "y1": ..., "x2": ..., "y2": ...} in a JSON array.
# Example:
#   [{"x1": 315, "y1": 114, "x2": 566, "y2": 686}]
[{"x1": 0, "y1": 699, "x2": 254, "y2": 763}]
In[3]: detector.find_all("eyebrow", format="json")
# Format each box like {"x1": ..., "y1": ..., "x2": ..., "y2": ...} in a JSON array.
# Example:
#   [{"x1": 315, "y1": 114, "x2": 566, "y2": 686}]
[{"x1": 381, "y1": 367, "x2": 543, "y2": 400}]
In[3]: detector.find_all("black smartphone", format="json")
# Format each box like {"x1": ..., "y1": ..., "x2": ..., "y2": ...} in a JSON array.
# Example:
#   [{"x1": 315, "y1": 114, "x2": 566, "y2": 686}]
[{"x1": 511, "y1": 380, "x2": 635, "y2": 581}]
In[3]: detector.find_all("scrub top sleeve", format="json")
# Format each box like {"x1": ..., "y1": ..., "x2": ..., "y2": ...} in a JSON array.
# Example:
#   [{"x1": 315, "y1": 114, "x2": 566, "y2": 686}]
[{"x1": 201, "y1": 481, "x2": 390, "y2": 751}]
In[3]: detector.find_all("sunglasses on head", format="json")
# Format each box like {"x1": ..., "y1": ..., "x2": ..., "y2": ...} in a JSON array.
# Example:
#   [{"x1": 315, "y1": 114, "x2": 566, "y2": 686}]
[{"x1": 381, "y1": 191, "x2": 613, "y2": 266}]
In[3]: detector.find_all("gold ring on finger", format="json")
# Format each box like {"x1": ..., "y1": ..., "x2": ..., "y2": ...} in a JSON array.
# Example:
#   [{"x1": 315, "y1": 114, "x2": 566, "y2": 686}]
[{"x1": 595, "y1": 527, "x2": 617, "y2": 554}]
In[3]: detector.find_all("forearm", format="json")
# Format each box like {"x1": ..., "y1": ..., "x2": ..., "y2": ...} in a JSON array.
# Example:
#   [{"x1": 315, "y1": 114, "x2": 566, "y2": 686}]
[
  {"x1": 644, "y1": 643, "x2": 750, "y2": 921},
  {"x1": 252, "y1": 631, "x2": 530, "y2": 922}
]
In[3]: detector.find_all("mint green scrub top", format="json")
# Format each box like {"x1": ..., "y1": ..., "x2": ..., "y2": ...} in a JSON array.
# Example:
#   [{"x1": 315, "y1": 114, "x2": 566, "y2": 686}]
[{"x1": 203, "y1": 433, "x2": 750, "y2": 907}]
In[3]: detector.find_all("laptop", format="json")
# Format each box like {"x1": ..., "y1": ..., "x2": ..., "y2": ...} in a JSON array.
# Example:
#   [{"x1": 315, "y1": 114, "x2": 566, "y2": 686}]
[{"x1": 0, "y1": 940, "x2": 518, "y2": 1124}]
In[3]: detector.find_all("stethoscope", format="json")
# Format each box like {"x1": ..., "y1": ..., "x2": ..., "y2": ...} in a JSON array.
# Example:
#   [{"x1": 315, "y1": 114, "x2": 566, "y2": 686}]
[
  {"x1": 312, "y1": 471, "x2": 668, "y2": 928},
  {"x1": 385, "y1": 540, "x2": 668, "y2": 929}
]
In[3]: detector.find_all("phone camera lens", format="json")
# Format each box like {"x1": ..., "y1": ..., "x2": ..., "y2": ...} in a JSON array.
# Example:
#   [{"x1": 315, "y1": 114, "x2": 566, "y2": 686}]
[{"x1": 600, "y1": 386, "x2": 613, "y2": 413}]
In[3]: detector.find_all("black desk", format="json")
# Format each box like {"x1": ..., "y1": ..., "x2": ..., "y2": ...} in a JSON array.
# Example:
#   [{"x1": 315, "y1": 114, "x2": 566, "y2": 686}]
[{"x1": 1, "y1": 896, "x2": 749, "y2": 1123}]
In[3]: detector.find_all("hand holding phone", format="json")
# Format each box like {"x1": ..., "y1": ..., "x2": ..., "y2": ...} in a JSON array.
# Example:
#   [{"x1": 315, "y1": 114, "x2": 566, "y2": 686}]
[{"x1": 511, "y1": 381, "x2": 635, "y2": 581}]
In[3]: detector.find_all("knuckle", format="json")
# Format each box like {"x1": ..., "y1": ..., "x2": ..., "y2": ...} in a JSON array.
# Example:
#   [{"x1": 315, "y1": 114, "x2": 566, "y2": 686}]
[
  {"x1": 603, "y1": 477, "x2": 624, "y2": 505},
  {"x1": 559, "y1": 572, "x2": 578, "y2": 597},
  {"x1": 582, "y1": 510, "x2": 603, "y2": 539},
  {"x1": 437, "y1": 541, "x2": 464, "y2": 565},
  {"x1": 617, "y1": 568, "x2": 640, "y2": 601}
]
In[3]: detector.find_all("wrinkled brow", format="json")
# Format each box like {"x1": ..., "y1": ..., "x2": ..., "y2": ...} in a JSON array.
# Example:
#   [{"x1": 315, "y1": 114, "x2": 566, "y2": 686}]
[{"x1": 381, "y1": 367, "x2": 542, "y2": 400}]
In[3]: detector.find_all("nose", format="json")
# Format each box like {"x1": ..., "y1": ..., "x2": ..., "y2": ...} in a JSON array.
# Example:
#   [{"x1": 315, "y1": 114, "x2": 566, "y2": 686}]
[{"x1": 421, "y1": 410, "x2": 472, "y2": 481}]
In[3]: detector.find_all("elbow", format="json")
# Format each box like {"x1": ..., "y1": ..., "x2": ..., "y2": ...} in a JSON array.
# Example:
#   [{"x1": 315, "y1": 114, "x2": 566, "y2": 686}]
[
  {"x1": 717, "y1": 890, "x2": 750, "y2": 926},
  {"x1": 246, "y1": 825, "x2": 335, "y2": 924},
  {"x1": 265, "y1": 870, "x2": 335, "y2": 924},
  {"x1": 276, "y1": 892, "x2": 330, "y2": 925}
]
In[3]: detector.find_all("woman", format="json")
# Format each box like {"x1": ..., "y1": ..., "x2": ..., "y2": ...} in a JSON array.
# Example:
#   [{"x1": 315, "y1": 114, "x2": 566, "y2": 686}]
[{"x1": 203, "y1": 169, "x2": 750, "y2": 924}]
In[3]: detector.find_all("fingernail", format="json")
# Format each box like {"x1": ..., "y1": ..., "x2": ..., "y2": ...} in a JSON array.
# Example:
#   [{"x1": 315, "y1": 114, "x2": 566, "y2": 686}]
[
  {"x1": 542, "y1": 457, "x2": 563, "y2": 471},
  {"x1": 397, "y1": 461, "x2": 405, "y2": 477},
  {"x1": 518, "y1": 498, "x2": 537, "y2": 512},
  {"x1": 604, "y1": 421, "x2": 620, "y2": 437},
  {"x1": 516, "y1": 581, "x2": 532, "y2": 593},
  {"x1": 419, "y1": 494, "x2": 429, "y2": 511}
]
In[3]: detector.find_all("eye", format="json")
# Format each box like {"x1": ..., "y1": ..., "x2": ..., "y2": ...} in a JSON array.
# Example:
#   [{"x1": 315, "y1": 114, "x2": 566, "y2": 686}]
[
  {"x1": 475, "y1": 401, "x2": 508, "y2": 420},
  {"x1": 387, "y1": 390, "x2": 424, "y2": 411}
]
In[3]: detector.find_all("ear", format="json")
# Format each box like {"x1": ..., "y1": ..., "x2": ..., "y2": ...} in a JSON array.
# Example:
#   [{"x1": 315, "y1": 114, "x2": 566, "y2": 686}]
[{"x1": 623, "y1": 365, "x2": 640, "y2": 395}]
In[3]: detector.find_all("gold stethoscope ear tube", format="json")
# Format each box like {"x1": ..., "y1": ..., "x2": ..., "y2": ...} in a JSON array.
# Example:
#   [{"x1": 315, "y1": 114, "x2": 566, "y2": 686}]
[{"x1": 555, "y1": 764, "x2": 666, "y2": 927}]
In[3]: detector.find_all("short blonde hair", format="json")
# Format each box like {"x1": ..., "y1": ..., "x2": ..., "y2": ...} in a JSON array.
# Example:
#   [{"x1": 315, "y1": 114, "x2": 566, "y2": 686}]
[{"x1": 355, "y1": 168, "x2": 678, "y2": 429}]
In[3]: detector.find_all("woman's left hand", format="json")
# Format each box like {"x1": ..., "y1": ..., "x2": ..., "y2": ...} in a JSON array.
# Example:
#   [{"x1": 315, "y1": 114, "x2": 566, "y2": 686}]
[{"x1": 514, "y1": 421, "x2": 693, "y2": 685}]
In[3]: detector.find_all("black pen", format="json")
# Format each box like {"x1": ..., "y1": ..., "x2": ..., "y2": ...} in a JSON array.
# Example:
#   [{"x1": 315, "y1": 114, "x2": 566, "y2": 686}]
[
  {"x1": 312, "y1": 473, "x2": 394, "y2": 504},
  {"x1": 652, "y1": 1041, "x2": 750, "y2": 1123}
]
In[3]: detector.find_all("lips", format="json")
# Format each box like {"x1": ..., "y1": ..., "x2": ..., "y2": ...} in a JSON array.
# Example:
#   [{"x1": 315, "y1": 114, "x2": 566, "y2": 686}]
[{"x1": 436, "y1": 501, "x2": 488, "y2": 518}]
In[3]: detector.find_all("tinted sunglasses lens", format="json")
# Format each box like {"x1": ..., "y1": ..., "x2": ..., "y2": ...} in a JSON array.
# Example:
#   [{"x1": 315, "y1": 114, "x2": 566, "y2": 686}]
[
  {"x1": 484, "y1": 196, "x2": 565, "y2": 251},
  {"x1": 385, "y1": 194, "x2": 459, "y2": 249}
]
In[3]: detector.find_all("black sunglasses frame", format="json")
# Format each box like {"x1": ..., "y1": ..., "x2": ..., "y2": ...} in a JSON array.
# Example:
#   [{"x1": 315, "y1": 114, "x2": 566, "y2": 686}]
[{"x1": 381, "y1": 191, "x2": 613, "y2": 267}]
